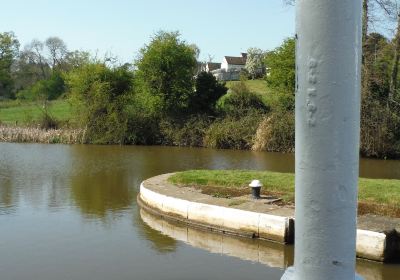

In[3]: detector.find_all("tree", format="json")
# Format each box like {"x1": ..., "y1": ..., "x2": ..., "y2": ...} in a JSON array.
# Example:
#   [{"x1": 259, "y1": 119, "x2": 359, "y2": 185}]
[
  {"x1": 64, "y1": 50, "x2": 90, "y2": 70},
  {"x1": 135, "y1": 31, "x2": 197, "y2": 117},
  {"x1": 45, "y1": 37, "x2": 68, "y2": 70},
  {"x1": 0, "y1": 32, "x2": 20, "y2": 98},
  {"x1": 25, "y1": 39, "x2": 49, "y2": 79},
  {"x1": 245, "y1": 47, "x2": 265, "y2": 79},
  {"x1": 188, "y1": 71, "x2": 227, "y2": 115},
  {"x1": 264, "y1": 38, "x2": 295, "y2": 92}
]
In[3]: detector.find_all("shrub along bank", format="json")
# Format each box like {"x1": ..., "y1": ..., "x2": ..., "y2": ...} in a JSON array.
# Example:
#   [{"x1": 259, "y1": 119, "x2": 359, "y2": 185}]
[{"x1": 2, "y1": 30, "x2": 400, "y2": 159}]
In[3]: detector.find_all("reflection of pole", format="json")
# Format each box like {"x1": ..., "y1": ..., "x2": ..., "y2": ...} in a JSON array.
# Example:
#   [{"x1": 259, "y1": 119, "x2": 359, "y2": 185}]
[{"x1": 282, "y1": 1, "x2": 363, "y2": 280}]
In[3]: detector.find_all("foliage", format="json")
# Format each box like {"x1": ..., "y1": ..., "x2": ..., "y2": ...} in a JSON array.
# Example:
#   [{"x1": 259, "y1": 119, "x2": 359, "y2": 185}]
[
  {"x1": 245, "y1": 47, "x2": 265, "y2": 79},
  {"x1": 264, "y1": 37, "x2": 295, "y2": 93},
  {"x1": 160, "y1": 115, "x2": 211, "y2": 146},
  {"x1": 361, "y1": 32, "x2": 400, "y2": 158},
  {"x1": 188, "y1": 72, "x2": 227, "y2": 115},
  {"x1": 217, "y1": 81, "x2": 269, "y2": 117},
  {"x1": 16, "y1": 72, "x2": 65, "y2": 101},
  {"x1": 66, "y1": 62, "x2": 134, "y2": 144},
  {"x1": 135, "y1": 31, "x2": 197, "y2": 117},
  {"x1": 204, "y1": 111, "x2": 263, "y2": 149},
  {"x1": 0, "y1": 32, "x2": 20, "y2": 99}
]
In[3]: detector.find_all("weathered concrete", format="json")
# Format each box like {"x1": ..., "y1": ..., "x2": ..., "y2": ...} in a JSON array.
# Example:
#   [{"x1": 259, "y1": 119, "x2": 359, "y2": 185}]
[{"x1": 139, "y1": 173, "x2": 400, "y2": 262}]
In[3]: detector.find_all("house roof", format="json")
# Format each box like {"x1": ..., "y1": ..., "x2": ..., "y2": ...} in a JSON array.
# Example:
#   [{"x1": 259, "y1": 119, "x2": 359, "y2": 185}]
[
  {"x1": 207, "y1": 62, "x2": 221, "y2": 71},
  {"x1": 224, "y1": 56, "x2": 246, "y2": 65}
]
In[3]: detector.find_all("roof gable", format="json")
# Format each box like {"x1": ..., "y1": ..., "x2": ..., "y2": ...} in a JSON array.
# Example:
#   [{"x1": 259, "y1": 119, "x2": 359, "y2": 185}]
[{"x1": 224, "y1": 56, "x2": 246, "y2": 65}]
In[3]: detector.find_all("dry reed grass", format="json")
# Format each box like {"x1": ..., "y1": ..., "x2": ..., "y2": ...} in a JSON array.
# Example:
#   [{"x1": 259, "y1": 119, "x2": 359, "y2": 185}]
[{"x1": 0, "y1": 125, "x2": 84, "y2": 144}]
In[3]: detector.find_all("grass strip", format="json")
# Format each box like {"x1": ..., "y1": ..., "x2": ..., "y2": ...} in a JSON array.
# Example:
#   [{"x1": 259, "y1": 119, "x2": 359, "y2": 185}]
[{"x1": 169, "y1": 170, "x2": 400, "y2": 217}]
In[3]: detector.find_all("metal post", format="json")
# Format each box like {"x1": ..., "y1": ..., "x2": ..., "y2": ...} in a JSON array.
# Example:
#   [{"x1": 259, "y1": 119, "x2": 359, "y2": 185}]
[{"x1": 282, "y1": 1, "x2": 363, "y2": 280}]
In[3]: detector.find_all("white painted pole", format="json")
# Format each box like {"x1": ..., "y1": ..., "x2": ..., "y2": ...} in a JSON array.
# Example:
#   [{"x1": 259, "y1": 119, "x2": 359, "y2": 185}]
[{"x1": 281, "y1": 1, "x2": 363, "y2": 280}]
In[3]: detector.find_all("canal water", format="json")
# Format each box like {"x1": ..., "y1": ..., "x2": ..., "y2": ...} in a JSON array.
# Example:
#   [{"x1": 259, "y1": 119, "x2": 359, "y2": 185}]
[{"x1": 0, "y1": 143, "x2": 399, "y2": 280}]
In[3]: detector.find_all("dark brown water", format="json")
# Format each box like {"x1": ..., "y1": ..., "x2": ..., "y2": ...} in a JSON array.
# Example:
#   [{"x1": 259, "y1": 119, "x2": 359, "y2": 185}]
[{"x1": 0, "y1": 143, "x2": 399, "y2": 280}]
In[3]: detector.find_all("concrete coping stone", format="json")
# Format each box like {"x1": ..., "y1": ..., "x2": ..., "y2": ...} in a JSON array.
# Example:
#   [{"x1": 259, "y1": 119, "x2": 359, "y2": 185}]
[{"x1": 139, "y1": 173, "x2": 400, "y2": 263}]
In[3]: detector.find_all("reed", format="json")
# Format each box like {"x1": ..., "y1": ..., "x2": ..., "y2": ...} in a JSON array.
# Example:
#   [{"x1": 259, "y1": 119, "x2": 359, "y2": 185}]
[{"x1": 0, "y1": 125, "x2": 84, "y2": 144}]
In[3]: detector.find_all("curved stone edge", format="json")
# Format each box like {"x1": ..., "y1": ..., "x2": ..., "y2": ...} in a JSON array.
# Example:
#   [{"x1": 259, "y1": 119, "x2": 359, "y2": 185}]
[
  {"x1": 139, "y1": 179, "x2": 399, "y2": 262},
  {"x1": 139, "y1": 182, "x2": 294, "y2": 244}
]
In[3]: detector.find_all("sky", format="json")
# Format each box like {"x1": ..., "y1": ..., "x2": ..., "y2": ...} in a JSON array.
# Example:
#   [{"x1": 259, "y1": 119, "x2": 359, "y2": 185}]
[{"x1": 0, "y1": 0, "x2": 295, "y2": 63}]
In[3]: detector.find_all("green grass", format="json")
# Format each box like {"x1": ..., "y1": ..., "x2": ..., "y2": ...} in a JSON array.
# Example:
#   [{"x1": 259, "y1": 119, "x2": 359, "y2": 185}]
[
  {"x1": 225, "y1": 79, "x2": 285, "y2": 107},
  {"x1": 169, "y1": 170, "x2": 400, "y2": 217},
  {"x1": 226, "y1": 80, "x2": 271, "y2": 96},
  {"x1": 0, "y1": 99, "x2": 74, "y2": 125}
]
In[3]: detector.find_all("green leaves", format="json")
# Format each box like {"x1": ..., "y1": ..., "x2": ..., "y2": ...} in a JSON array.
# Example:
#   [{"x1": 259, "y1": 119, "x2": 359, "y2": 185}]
[
  {"x1": 0, "y1": 32, "x2": 20, "y2": 99},
  {"x1": 135, "y1": 31, "x2": 197, "y2": 117},
  {"x1": 264, "y1": 38, "x2": 295, "y2": 93}
]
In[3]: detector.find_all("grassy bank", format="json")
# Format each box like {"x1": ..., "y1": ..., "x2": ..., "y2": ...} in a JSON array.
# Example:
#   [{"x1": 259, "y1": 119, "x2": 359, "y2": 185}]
[
  {"x1": 169, "y1": 170, "x2": 400, "y2": 218},
  {"x1": 0, "y1": 100, "x2": 74, "y2": 125},
  {"x1": 226, "y1": 79, "x2": 280, "y2": 106}
]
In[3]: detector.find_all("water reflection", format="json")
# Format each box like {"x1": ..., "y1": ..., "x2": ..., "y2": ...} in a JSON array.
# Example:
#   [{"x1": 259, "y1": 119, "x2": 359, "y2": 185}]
[
  {"x1": 70, "y1": 169, "x2": 133, "y2": 220},
  {"x1": 140, "y1": 207, "x2": 294, "y2": 268},
  {"x1": 134, "y1": 206, "x2": 178, "y2": 254},
  {"x1": 140, "y1": 207, "x2": 400, "y2": 280},
  {"x1": 1, "y1": 143, "x2": 400, "y2": 280},
  {"x1": 0, "y1": 174, "x2": 16, "y2": 215}
]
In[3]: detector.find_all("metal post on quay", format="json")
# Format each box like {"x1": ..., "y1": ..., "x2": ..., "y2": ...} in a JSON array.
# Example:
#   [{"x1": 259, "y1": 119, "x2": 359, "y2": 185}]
[{"x1": 281, "y1": 0, "x2": 363, "y2": 280}]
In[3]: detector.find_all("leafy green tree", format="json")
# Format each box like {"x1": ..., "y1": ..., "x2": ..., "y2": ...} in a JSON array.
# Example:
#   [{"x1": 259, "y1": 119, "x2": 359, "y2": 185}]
[
  {"x1": 264, "y1": 38, "x2": 295, "y2": 93},
  {"x1": 0, "y1": 32, "x2": 20, "y2": 99},
  {"x1": 135, "y1": 31, "x2": 197, "y2": 117},
  {"x1": 188, "y1": 72, "x2": 227, "y2": 115}
]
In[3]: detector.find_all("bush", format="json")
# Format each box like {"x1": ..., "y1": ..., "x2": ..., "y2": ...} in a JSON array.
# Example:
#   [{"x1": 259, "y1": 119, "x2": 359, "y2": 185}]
[
  {"x1": 66, "y1": 62, "x2": 134, "y2": 144},
  {"x1": 16, "y1": 72, "x2": 65, "y2": 101},
  {"x1": 125, "y1": 110, "x2": 162, "y2": 145},
  {"x1": 360, "y1": 97, "x2": 400, "y2": 158},
  {"x1": 39, "y1": 110, "x2": 59, "y2": 130},
  {"x1": 160, "y1": 115, "x2": 211, "y2": 147},
  {"x1": 204, "y1": 111, "x2": 263, "y2": 149},
  {"x1": 217, "y1": 81, "x2": 269, "y2": 117}
]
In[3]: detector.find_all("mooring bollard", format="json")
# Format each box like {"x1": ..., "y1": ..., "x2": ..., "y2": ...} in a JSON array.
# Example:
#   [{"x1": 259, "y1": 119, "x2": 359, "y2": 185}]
[
  {"x1": 249, "y1": 180, "x2": 262, "y2": 199},
  {"x1": 281, "y1": 0, "x2": 363, "y2": 280}
]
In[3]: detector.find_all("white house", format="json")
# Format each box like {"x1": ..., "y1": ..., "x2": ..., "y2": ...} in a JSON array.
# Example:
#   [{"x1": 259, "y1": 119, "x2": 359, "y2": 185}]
[{"x1": 220, "y1": 53, "x2": 247, "y2": 72}]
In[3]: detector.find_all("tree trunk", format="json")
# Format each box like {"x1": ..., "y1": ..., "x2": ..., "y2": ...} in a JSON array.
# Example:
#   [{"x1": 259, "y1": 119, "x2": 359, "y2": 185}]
[
  {"x1": 362, "y1": 0, "x2": 371, "y2": 99},
  {"x1": 390, "y1": 12, "x2": 400, "y2": 102},
  {"x1": 362, "y1": 0, "x2": 369, "y2": 66}
]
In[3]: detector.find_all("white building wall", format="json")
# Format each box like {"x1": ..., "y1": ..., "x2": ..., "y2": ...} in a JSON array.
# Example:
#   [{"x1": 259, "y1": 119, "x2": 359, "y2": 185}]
[{"x1": 221, "y1": 59, "x2": 229, "y2": 71}]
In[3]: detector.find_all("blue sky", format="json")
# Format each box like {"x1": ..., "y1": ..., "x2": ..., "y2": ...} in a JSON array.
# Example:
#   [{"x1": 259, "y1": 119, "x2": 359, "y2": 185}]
[{"x1": 1, "y1": 0, "x2": 295, "y2": 63}]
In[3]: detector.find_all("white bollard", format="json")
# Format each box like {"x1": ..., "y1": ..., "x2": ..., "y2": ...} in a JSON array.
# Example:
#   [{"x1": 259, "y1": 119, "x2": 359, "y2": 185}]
[{"x1": 281, "y1": 0, "x2": 363, "y2": 280}]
